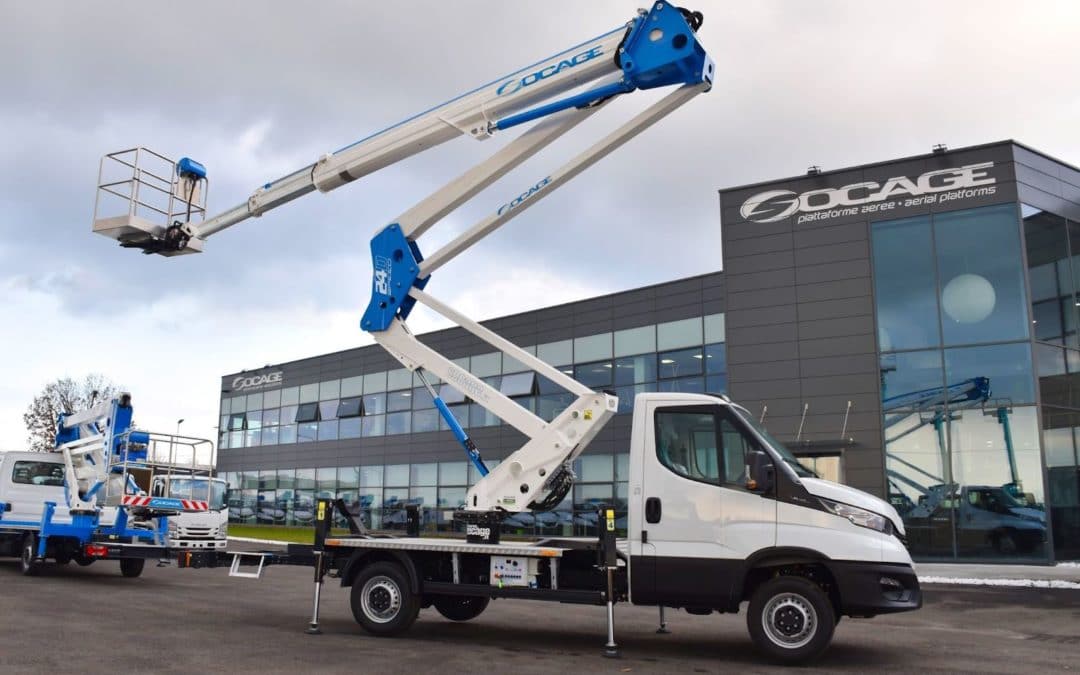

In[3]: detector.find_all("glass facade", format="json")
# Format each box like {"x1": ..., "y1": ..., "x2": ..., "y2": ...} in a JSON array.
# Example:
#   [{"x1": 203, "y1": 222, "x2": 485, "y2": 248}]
[
  {"x1": 874, "y1": 202, "x2": 1080, "y2": 560},
  {"x1": 218, "y1": 316, "x2": 726, "y2": 450},
  {"x1": 218, "y1": 316, "x2": 725, "y2": 536}
]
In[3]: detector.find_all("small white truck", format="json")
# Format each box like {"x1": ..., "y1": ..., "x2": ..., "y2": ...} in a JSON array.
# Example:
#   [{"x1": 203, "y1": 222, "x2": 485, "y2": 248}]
[{"x1": 154, "y1": 475, "x2": 229, "y2": 551}]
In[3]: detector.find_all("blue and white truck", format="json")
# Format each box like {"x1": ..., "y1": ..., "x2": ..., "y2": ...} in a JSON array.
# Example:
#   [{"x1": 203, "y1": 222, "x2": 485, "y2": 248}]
[{"x1": 0, "y1": 394, "x2": 216, "y2": 576}]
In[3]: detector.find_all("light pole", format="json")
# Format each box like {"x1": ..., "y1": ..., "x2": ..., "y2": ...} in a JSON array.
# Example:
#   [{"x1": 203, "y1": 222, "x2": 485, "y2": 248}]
[{"x1": 176, "y1": 418, "x2": 185, "y2": 436}]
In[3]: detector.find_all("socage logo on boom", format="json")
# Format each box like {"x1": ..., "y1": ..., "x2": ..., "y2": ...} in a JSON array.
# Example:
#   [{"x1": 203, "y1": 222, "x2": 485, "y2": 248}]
[{"x1": 740, "y1": 162, "x2": 998, "y2": 224}]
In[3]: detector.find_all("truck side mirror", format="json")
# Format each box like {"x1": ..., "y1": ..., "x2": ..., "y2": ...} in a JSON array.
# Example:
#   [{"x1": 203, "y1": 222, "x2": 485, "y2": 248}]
[{"x1": 746, "y1": 451, "x2": 774, "y2": 494}]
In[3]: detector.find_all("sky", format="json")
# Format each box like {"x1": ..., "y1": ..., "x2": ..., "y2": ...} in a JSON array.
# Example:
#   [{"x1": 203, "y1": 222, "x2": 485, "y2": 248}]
[{"x1": 1, "y1": 0, "x2": 1078, "y2": 450}]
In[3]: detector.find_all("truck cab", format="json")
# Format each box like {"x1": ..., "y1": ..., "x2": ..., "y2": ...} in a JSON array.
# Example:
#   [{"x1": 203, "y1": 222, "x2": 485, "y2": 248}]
[{"x1": 152, "y1": 476, "x2": 229, "y2": 550}]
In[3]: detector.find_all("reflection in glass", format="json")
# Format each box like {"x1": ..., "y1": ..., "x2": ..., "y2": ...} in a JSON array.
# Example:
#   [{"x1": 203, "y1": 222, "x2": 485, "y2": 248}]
[
  {"x1": 412, "y1": 409, "x2": 439, "y2": 433},
  {"x1": 499, "y1": 372, "x2": 537, "y2": 397},
  {"x1": 949, "y1": 407, "x2": 1046, "y2": 559},
  {"x1": 574, "y1": 360, "x2": 613, "y2": 388},
  {"x1": 935, "y1": 204, "x2": 1029, "y2": 346},
  {"x1": 279, "y1": 405, "x2": 298, "y2": 425},
  {"x1": 1023, "y1": 204, "x2": 1075, "y2": 345},
  {"x1": 1043, "y1": 409, "x2": 1080, "y2": 559},
  {"x1": 262, "y1": 408, "x2": 280, "y2": 426},
  {"x1": 657, "y1": 317, "x2": 703, "y2": 351},
  {"x1": 704, "y1": 343, "x2": 726, "y2": 374},
  {"x1": 411, "y1": 463, "x2": 438, "y2": 486},
  {"x1": 363, "y1": 393, "x2": 387, "y2": 415},
  {"x1": 614, "y1": 325, "x2": 655, "y2": 357},
  {"x1": 318, "y1": 400, "x2": 339, "y2": 421},
  {"x1": 278, "y1": 424, "x2": 297, "y2": 444},
  {"x1": 339, "y1": 417, "x2": 362, "y2": 439},
  {"x1": 944, "y1": 343, "x2": 1035, "y2": 406},
  {"x1": 881, "y1": 350, "x2": 943, "y2": 410},
  {"x1": 387, "y1": 390, "x2": 412, "y2": 412},
  {"x1": 337, "y1": 397, "x2": 362, "y2": 418},
  {"x1": 361, "y1": 414, "x2": 385, "y2": 437},
  {"x1": 658, "y1": 347, "x2": 704, "y2": 379},
  {"x1": 613, "y1": 354, "x2": 656, "y2": 385},
  {"x1": 317, "y1": 420, "x2": 338, "y2": 441},
  {"x1": 886, "y1": 411, "x2": 955, "y2": 558},
  {"x1": 872, "y1": 216, "x2": 940, "y2": 351},
  {"x1": 297, "y1": 422, "x2": 318, "y2": 443},
  {"x1": 299, "y1": 383, "x2": 319, "y2": 404},
  {"x1": 261, "y1": 426, "x2": 279, "y2": 446},
  {"x1": 657, "y1": 376, "x2": 705, "y2": 393},
  {"x1": 411, "y1": 387, "x2": 435, "y2": 409}
]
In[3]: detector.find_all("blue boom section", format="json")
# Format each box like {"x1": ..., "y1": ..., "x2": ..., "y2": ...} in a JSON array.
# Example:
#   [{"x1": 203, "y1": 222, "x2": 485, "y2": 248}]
[{"x1": 360, "y1": 223, "x2": 430, "y2": 332}]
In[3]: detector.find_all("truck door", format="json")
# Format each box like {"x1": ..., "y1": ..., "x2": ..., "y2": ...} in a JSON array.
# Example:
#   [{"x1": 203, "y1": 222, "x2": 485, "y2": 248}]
[{"x1": 634, "y1": 401, "x2": 776, "y2": 609}]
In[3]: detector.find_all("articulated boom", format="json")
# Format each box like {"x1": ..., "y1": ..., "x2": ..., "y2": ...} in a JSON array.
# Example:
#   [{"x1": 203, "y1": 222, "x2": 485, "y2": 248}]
[{"x1": 91, "y1": 3, "x2": 713, "y2": 515}]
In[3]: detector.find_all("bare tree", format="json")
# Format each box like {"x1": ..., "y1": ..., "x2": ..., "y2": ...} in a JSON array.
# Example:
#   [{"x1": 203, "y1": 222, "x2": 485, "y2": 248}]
[{"x1": 23, "y1": 374, "x2": 123, "y2": 452}]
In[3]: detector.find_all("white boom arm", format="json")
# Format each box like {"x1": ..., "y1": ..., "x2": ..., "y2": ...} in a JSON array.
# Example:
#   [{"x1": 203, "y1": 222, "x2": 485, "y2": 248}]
[{"x1": 93, "y1": 3, "x2": 713, "y2": 516}]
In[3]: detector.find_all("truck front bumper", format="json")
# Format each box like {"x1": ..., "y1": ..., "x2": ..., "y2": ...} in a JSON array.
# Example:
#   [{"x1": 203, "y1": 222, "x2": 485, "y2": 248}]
[
  {"x1": 169, "y1": 538, "x2": 228, "y2": 550},
  {"x1": 826, "y1": 561, "x2": 922, "y2": 617}
]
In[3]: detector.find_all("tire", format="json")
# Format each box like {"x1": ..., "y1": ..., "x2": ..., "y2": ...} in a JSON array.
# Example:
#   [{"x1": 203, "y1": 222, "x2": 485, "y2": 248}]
[
  {"x1": 433, "y1": 595, "x2": 490, "y2": 622},
  {"x1": 993, "y1": 531, "x2": 1018, "y2": 556},
  {"x1": 74, "y1": 555, "x2": 95, "y2": 567},
  {"x1": 20, "y1": 535, "x2": 42, "y2": 577},
  {"x1": 747, "y1": 576, "x2": 836, "y2": 665},
  {"x1": 120, "y1": 558, "x2": 145, "y2": 578},
  {"x1": 350, "y1": 561, "x2": 420, "y2": 636}
]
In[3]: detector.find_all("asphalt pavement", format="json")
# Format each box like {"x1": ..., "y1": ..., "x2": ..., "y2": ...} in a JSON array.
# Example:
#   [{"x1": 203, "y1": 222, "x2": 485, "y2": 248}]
[{"x1": 0, "y1": 558, "x2": 1077, "y2": 674}]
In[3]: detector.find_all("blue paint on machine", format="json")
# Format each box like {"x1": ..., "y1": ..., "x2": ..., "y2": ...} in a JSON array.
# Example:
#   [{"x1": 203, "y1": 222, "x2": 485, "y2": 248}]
[{"x1": 360, "y1": 224, "x2": 430, "y2": 332}]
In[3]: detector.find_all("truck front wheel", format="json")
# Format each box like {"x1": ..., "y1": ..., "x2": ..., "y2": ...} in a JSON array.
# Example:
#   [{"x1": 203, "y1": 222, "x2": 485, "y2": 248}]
[
  {"x1": 120, "y1": 558, "x2": 145, "y2": 578},
  {"x1": 433, "y1": 595, "x2": 490, "y2": 621},
  {"x1": 747, "y1": 576, "x2": 835, "y2": 664},
  {"x1": 19, "y1": 535, "x2": 42, "y2": 576},
  {"x1": 350, "y1": 561, "x2": 420, "y2": 636}
]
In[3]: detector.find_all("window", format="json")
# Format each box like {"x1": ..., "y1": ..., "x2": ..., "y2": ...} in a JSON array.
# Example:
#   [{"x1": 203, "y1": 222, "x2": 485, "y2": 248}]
[
  {"x1": 411, "y1": 463, "x2": 438, "y2": 486},
  {"x1": 439, "y1": 461, "x2": 468, "y2": 486},
  {"x1": 263, "y1": 389, "x2": 282, "y2": 409},
  {"x1": 319, "y1": 379, "x2": 340, "y2": 401},
  {"x1": 657, "y1": 317, "x2": 703, "y2": 351},
  {"x1": 245, "y1": 392, "x2": 263, "y2": 412},
  {"x1": 412, "y1": 409, "x2": 439, "y2": 433},
  {"x1": 387, "y1": 368, "x2": 412, "y2": 391},
  {"x1": 261, "y1": 426, "x2": 279, "y2": 446},
  {"x1": 935, "y1": 204, "x2": 1030, "y2": 346},
  {"x1": 411, "y1": 387, "x2": 435, "y2": 409},
  {"x1": 574, "y1": 360, "x2": 613, "y2": 388},
  {"x1": 872, "y1": 216, "x2": 941, "y2": 351},
  {"x1": 262, "y1": 408, "x2": 280, "y2": 426},
  {"x1": 386, "y1": 411, "x2": 411, "y2": 435},
  {"x1": 944, "y1": 343, "x2": 1035, "y2": 405},
  {"x1": 574, "y1": 333, "x2": 612, "y2": 362},
  {"x1": 499, "y1": 372, "x2": 536, "y2": 397},
  {"x1": 537, "y1": 340, "x2": 572, "y2": 366},
  {"x1": 470, "y1": 353, "x2": 502, "y2": 378},
  {"x1": 880, "y1": 350, "x2": 944, "y2": 410},
  {"x1": 439, "y1": 383, "x2": 467, "y2": 405},
  {"x1": 297, "y1": 422, "x2": 318, "y2": 443},
  {"x1": 247, "y1": 412, "x2": 263, "y2": 431},
  {"x1": 719, "y1": 418, "x2": 757, "y2": 484},
  {"x1": 280, "y1": 405, "x2": 298, "y2": 425},
  {"x1": 295, "y1": 403, "x2": 320, "y2": 423},
  {"x1": 299, "y1": 383, "x2": 319, "y2": 404},
  {"x1": 655, "y1": 410, "x2": 720, "y2": 484},
  {"x1": 361, "y1": 415, "x2": 385, "y2": 437},
  {"x1": 341, "y1": 376, "x2": 363, "y2": 398},
  {"x1": 339, "y1": 417, "x2": 363, "y2": 439},
  {"x1": 615, "y1": 325, "x2": 656, "y2": 357},
  {"x1": 363, "y1": 392, "x2": 386, "y2": 415},
  {"x1": 318, "y1": 420, "x2": 339, "y2": 441},
  {"x1": 658, "y1": 347, "x2": 704, "y2": 379},
  {"x1": 281, "y1": 387, "x2": 299, "y2": 406},
  {"x1": 1023, "y1": 205, "x2": 1076, "y2": 345},
  {"x1": 613, "y1": 354, "x2": 656, "y2": 385},
  {"x1": 704, "y1": 313, "x2": 726, "y2": 344},
  {"x1": 385, "y1": 464, "x2": 409, "y2": 487},
  {"x1": 228, "y1": 413, "x2": 247, "y2": 431},
  {"x1": 363, "y1": 371, "x2": 387, "y2": 393},
  {"x1": 279, "y1": 424, "x2": 297, "y2": 444},
  {"x1": 704, "y1": 343, "x2": 726, "y2": 374},
  {"x1": 387, "y1": 390, "x2": 413, "y2": 412},
  {"x1": 12, "y1": 461, "x2": 65, "y2": 486},
  {"x1": 337, "y1": 397, "x2": 363, "y2": 418},
  {"x1": 318, "y1": 400, "x2": 339, "y2": 421}
]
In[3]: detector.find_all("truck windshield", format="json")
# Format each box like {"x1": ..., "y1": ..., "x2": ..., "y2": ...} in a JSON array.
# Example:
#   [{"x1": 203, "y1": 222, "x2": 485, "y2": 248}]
[
  {"x1": 733, "y1": 408, "x2": 817, "y2": 478},
  {"x1": 168, "y1": 478, "x2": 228, "y2": 510}
]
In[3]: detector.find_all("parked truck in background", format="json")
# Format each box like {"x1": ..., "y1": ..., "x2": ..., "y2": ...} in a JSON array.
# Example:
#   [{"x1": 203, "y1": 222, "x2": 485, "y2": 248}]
[{"x1": 155, "y1": 475, "x2": 229, "y2": 550}]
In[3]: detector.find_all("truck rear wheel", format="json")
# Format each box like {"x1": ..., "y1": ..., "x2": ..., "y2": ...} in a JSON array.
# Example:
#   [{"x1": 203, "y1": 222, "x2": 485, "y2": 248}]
[
  {"x1": 433, "y1": 595, "x2": 490, "y2": 621},
  {"x1": 19, "y1": 535, "x2": 42, "y2": 577},
  {"x1": 747, "y1": 576, "x2": 835, "y2": 664},
  {"x1": 120, "y1": 558, "x2": 145, "y2": 578},
  {"x1": 350, "y1": 561, "x2": 420, "y2": 636}
]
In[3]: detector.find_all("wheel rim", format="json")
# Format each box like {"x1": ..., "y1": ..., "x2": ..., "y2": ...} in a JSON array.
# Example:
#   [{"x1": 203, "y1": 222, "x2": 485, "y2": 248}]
[
  {"x1": 762, "y1": 592, "x2": 817, "y2": 649},
  {"x1": 361, "y1": 575, "x2": 402, "y2": 623}
]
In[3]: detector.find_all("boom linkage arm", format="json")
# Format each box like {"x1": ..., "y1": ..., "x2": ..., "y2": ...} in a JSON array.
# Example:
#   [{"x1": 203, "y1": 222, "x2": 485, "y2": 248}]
[{"x1": 94, "y1": 3, "x2": 714, "y2": 514}]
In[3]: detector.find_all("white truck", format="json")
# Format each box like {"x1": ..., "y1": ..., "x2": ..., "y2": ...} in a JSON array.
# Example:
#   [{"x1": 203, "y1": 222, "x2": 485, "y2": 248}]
[
  {"x1": 93, "y1": 3, "x2": 921, "y2": 663},
  {"x1": 0, "y1": 395, "x2": 216, "y2": 577},
  {"x1": 154, "y1": 475, "x2": 229, "y2": 550}
]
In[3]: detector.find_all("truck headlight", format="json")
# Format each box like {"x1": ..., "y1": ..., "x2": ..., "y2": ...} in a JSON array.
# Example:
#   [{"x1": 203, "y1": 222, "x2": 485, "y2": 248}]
[
  {"x1": 820, "y1": 498, "x2": 891, "y2": 534},
  {"x1": 220, "y1": 522, "x2": 228, "y2": 536},
  {"x1": 167, "y1": 521, "x2": 178, "y2": 535}
]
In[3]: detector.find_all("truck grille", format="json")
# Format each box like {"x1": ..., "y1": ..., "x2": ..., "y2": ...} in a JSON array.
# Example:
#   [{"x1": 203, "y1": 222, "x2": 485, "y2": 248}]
[{"x1": 181, "y1": 527, "x2": 214, "y2": 538}]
